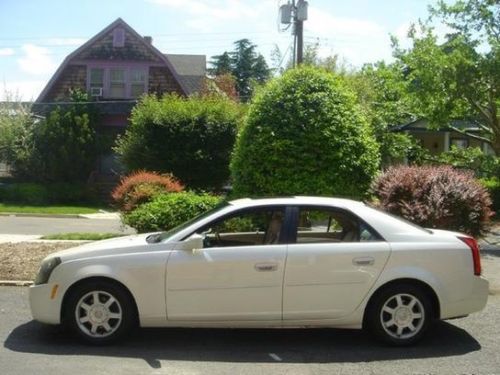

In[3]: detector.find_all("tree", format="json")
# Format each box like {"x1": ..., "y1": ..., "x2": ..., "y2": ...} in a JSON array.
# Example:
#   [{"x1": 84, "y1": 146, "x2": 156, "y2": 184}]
[
  {"x1": 346, "y1": 62, "x2": 424, "y2": 165},
  {"x1": 115, "y1": 94, "x2": 242, "y2": 190},
  {"x1": 209, "y1": 52, "x2": 232, "y2": 76},
  {"x1": 33, "y1": 90, "x2": 101, "y2": 182},
  {"x1": 209, "y1": 39, "x2": 271, "y2": 101},
  {"x1": 393, "y1": 0, "x2": 499, "y2": 153},
  {"x1": 0, "y1": 90, "x2": 101, "y2": 182},
  {"x1": 231, "y1": 66, "x2": 380, "y2": 198}
]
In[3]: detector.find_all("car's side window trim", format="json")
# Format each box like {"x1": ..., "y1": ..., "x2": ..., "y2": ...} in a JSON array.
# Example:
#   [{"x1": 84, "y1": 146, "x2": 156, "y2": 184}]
[
  {"x1": 180, "y1": 205, "x2": 291, "y2": 245},
  {"x1": 288, "y1": 205, "x2": 385, "y2": 244}
]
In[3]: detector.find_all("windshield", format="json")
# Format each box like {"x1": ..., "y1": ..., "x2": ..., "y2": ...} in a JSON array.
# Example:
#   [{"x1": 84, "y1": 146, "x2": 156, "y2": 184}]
[{"x1": 147, "y1": 201, "x2": 230, "y2": 243}]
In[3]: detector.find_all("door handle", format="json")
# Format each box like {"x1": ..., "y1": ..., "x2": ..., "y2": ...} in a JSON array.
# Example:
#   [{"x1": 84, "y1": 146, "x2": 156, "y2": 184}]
[
  {"x1": 254, "y1": 263, "x2": 278, "y2": 272},
  {"x1": 353, "y1": 257, "x2": 375, "y2": 266}
]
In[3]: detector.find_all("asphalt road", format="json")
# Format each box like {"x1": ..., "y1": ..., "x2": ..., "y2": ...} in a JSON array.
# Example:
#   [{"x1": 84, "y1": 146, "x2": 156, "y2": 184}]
[
  {"x1": 1, "y1": 287, "x2": 499, "y2": 375},
  {"x1": 0, "y1": 216, "x2": 134, "y2": 235}
]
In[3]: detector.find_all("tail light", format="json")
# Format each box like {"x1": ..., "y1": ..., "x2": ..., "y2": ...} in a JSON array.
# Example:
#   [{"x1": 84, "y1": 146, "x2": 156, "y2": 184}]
[{"x1": 458, "y1": 236, "x2": 481, "y2": 276}]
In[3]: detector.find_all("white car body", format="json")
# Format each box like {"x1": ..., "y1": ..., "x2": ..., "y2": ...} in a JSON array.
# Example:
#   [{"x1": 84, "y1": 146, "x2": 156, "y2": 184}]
[{"x1": 29, "y1": 197, "x2": 488, "y2": 342}]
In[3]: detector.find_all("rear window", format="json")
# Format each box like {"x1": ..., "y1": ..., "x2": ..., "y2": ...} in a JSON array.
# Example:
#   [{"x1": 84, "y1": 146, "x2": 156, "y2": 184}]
[{"x1": 366, "y1": 205, "x2": 432, "y2": 234}]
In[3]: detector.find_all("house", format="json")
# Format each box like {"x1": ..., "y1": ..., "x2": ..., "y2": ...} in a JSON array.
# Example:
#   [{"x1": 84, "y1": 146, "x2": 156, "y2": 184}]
[
  {"x1": 34, "y1": 18, "x2": 206, "y2": 178},
  {"x1": 393, "y1": 119, "x2": 496, "y2": 156}
]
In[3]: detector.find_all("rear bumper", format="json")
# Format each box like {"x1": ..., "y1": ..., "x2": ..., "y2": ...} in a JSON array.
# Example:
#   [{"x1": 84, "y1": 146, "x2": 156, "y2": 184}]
[
  {"x1": 441, "y1": 276, "x2": 489, "y2": 319},
  {"x1": 29, "y1": 283, "x2": 62, "y2": 325}
]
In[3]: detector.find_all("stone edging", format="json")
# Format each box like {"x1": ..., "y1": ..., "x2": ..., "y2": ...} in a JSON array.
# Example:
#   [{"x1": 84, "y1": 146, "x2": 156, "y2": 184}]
[{"x1": 0, "y1": 280, "x2": 33, "y2": 286}]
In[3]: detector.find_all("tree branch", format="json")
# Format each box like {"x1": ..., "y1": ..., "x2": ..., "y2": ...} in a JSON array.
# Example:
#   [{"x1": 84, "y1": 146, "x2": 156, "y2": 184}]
[{"x1": 447, "y1": 125, "x2": 492, "y2": 143}]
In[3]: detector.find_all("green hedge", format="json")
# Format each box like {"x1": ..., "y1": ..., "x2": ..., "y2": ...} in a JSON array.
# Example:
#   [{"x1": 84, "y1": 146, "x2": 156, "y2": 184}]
[
  {"x1": 123, "y1": 192, "x2": 223, "y2": 233},
  {"x1": 0, "y1": 182, "x2": 94, "y2": 205},
  {"x1": 480, "y1": 177, "x2": 500, "y2": 214},
  {"x1": 115, "y1": 94, "x2": 242, "y2": 190},
  {"x1": 230, "y1": 66, "x2": 380, "y2": 198}
]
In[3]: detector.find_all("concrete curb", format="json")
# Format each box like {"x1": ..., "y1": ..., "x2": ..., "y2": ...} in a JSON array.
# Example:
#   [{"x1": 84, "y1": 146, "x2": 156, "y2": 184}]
[
  {"x1": 0, "y1": 212, "x2": 82, "y2": 219},
  {"x1": 0, "y1": 280, "x2": 33, "y2": 286}
]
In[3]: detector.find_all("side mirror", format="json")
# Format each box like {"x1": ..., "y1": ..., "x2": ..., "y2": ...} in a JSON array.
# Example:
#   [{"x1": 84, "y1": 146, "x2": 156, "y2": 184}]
[{"x1": 181, "y1": 233, "x2": 204, "y2": 251}]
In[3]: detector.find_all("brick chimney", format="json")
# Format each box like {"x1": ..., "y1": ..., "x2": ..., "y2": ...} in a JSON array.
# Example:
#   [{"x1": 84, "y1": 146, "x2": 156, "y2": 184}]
[{"x1": 144, "y1": 36, "x2": 153, "y2": 45}]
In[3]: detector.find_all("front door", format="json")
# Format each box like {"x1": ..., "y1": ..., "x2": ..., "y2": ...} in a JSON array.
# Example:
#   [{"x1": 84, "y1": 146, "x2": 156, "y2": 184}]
[
  {"x1": 166, "y1": 206, "x2": 287, "y2": 321},
  {"x1": 283, "y1": 206, "x2": 391, "y2": 320}
]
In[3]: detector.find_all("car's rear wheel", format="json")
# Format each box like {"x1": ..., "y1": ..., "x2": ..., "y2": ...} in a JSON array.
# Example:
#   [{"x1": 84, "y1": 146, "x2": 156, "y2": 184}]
[
  {"x1": 365, "y1": 284, "x2": 433, "y2": 346},
  {"x1": 65, "y1": 281, "x2": 135, "y2": 344}
]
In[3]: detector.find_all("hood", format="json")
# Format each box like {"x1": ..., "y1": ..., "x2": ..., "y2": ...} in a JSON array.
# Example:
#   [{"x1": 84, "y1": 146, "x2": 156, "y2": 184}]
[{"x1": 50, "y1": 233, "x2": 177, "y2": 262}]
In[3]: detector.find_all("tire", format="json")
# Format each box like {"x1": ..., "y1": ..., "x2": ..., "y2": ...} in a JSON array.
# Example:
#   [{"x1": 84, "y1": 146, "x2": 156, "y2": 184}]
[
  {"x1": 364, "y1": 283, "x2": 434, "y2": 346},
  {"x1": 64, "y1": 280, "x2": 136, "y2": 345}
]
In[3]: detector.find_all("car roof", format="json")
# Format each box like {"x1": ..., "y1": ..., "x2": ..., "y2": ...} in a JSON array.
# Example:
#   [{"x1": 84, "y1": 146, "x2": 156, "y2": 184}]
[{"x1": 228, "y1": 196, "x2": 365, "y2": 210}]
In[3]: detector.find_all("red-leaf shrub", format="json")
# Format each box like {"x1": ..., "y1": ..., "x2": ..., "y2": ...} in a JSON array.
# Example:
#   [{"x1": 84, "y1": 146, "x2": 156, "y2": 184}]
[
  {"x1": 112, "y1": 170, "x2": 184, "y2": 212},
  {"x1": 371, "y1": 165, "x2": 493, "y2": 235}
]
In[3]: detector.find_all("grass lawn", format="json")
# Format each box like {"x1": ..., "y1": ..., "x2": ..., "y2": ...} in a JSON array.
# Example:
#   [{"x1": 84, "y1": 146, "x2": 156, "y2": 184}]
[
  {"x1": 41, "y1": 232, "x2": 125, "y2": 241},
  {"x1": 0, "y1": 203, "x2": 105, "y2": 215}
]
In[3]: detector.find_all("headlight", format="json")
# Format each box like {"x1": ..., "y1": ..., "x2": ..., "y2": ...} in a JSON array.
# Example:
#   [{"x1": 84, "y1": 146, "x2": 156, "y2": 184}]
[{"x1": 34, "y1": 257, "x2": 61, "y2": 285}]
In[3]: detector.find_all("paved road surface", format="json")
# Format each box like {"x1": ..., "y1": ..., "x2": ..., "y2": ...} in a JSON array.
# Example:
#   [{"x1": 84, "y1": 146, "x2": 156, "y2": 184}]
[
  {"x1": 0, "y1": 216, "x2": 134, "y2": 235},
  {"x1": 1, "y1": 287, "x2": 499, "y2": 375}
]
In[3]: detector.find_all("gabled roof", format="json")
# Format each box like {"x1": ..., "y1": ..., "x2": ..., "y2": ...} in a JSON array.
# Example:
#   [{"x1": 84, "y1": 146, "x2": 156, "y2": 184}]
[
  {"x1": 165, "y1": 54, "x2": 206, "y2": 95},
  {"x1": 36, "y1": 18, "x2": 191, "y2": 102}
]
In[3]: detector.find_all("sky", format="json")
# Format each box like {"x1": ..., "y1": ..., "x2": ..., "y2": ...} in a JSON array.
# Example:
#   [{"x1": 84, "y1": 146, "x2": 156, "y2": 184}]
[{"x1": 0, "y1": 0, "x2": 436, "y2": 101}]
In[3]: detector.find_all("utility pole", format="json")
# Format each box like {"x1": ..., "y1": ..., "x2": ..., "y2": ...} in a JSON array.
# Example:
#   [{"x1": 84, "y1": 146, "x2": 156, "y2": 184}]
[
  {"x1": 293, "y1": 0, "x2": 308, "y2": 66},
  {"x1": 279, "y1": 0, "x2": 308, "y2": 67}
]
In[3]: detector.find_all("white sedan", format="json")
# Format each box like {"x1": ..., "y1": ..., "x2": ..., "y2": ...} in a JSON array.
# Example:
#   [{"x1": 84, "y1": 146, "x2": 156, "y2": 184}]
[{"x1": 30, "y1": 196, "x2": 488, "y2": 345}]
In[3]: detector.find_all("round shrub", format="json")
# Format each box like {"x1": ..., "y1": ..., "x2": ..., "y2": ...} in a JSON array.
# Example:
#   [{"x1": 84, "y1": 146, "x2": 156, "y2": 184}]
[
  {"x1": 230, "y1": 66, "x2": 380, "y2": 198},
  {"x1": 111, "y1": 170, "x2": 184, "y2": 212},
  {"x1": 115, "y1": 94, "x2": 241, "y2": 190},
  {"x1": 123, "y1": 192, "x2": 222, "y2": 233},
  {"x1": 372, "y1": 165, "x2": 493, "y2": 235}
]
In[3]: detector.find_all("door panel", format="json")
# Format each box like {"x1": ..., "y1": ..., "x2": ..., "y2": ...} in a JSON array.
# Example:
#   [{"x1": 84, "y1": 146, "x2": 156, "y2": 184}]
[
  {"x1": 283, "y1": 242, "x2": 390, "y2": 320},
  {"x1": 167, "y1": 245, "x2": 286, "y2": 320}
]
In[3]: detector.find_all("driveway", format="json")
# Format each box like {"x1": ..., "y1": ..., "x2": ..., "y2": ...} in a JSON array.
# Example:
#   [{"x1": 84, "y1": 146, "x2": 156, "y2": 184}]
[{"x1": 1, "y1": 286, "x2": 499, "y2": 375}]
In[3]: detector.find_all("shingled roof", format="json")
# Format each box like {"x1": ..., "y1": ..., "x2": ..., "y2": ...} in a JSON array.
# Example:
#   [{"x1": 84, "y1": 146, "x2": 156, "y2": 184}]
[{"x1": 165, "y1": 54, "x2": 206, "y2": 95}]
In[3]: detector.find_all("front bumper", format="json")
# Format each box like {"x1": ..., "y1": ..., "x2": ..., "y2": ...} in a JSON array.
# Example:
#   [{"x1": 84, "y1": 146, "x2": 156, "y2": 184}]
[
  {"x1": 441, "y1": 276, "x2": 489, "y2": 319},
  {"x1": 29, "y1": 283, "x2": 63, "y2": 325}
]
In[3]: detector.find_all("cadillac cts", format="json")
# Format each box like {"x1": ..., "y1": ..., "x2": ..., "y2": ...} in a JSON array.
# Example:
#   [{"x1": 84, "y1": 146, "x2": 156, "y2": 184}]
[{"x1": 29, "y1": 197, "x2": 489, "y2": 345}]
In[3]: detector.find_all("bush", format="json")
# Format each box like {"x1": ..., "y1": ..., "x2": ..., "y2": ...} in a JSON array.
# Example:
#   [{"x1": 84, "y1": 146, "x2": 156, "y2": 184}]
[
  {"x1": 123, "y1": 192, "x2": 222, "y2": 233},
  {"x1": 230, "y1": 66, "x2": 380, "y2": 198},
  {"x1": 111, "y1": 170, "x2": 184, "y2": 212},
  {"x1": 372, "y1": 165, "x2": 493, "y2": 235},
  {"x1": 436, "y1": 146, "x2": 500, "y2": 178},
  {"x1": 0, "y1": 182, "x2": 93, "y2": 204},
  {"x1": 480, "y1": 177, "x2": 500, "y2": 214},
  {"x1": 115, "y1": 94, "x2": 242, "y2": 190}
]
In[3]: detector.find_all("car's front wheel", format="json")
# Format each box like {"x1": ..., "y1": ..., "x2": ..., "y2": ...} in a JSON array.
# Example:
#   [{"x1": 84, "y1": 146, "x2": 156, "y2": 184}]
[
  {"x1": 64, "y1": 281, "x2": 135, "y2": 344},
  {"x1": 365, "y1": 284, "x2": 433, "y2": 346}
]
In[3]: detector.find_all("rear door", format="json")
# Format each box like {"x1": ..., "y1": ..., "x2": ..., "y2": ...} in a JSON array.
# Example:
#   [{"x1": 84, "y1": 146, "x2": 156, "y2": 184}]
[{"x1": 283, "y1": 206, "x2": 391, "y2": 320}]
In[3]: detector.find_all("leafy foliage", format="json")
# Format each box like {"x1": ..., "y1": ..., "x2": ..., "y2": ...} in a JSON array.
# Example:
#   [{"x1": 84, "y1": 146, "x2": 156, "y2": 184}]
[
  {"x1": 115, "y1": 94, "x2": 241, "y2": 190},
  {"x1": 210, "y1": 39, "x2": 270, "y2": 101},
  {"x1": 111, "y1": 170, "x2": 184, "y2": 212},
  {"x1": 393, "y1": 0, "x2": 499, "y2": 153},
  {"x1": 231, "y1": 66, "x2": 380, "y2": 198},
  {"x1": 372, "y1": 165, "x2": 493, "y2": 235},
  {"x1": 480, "y1": 177, "x2": 500, "y2": 214},
  {"x1": 0, "y1": 90, "x2": 101, "y2": 183},
  {"x1": 123, "y1": 192, "x2": 222, "y2": 233},
  {"x1": 436, "y1": 146, "x2": 500, "y2": 177},
  {"x1": 0, "y1": 182, "x2": 94, "y2": 205}
]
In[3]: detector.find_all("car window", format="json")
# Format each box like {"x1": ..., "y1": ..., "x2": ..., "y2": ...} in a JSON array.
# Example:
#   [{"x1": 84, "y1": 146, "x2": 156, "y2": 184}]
[
  {"x1": 295, "y1": 207, "x2": 379, "y2": 243},
  {"x1": 197, "y1": 207, "x2": 285, "y2": 248}
]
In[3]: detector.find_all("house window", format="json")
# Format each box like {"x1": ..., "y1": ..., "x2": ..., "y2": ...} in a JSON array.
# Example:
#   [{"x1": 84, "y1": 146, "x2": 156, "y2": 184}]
[
  {"x1": 451, "y1": 138, "x2": 469, "y2": 149},
  {"x1": 113, "y1": 28, "x2": 125, "y2": 47},
  {"x1": 130, "y1": 68, "x2": 146, "y2": 98},
  {"x1": 88, "y1": 66, "x2": 148, "y2": 99},
  {"x1": 89, "y1": 68, "x2": 104, "y2": 92},
  {"x1": 109, "y1": 68, "x2": 126, "y2": 98}
]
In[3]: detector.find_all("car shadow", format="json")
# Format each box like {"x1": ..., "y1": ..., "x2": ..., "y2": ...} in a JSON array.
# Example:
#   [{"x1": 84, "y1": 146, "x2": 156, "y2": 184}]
[{"x1": 4, "y1": 320, "x2": 480, "y2": 368}]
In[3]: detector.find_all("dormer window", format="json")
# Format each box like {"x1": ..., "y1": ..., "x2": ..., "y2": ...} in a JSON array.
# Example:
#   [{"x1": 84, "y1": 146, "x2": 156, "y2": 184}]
[
  {"x1": 113, "y1": 28, "x2": 125, "y2": 47},
  {"x1": 87, "y1": 65, "x2": 148, "y2": 99}
]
